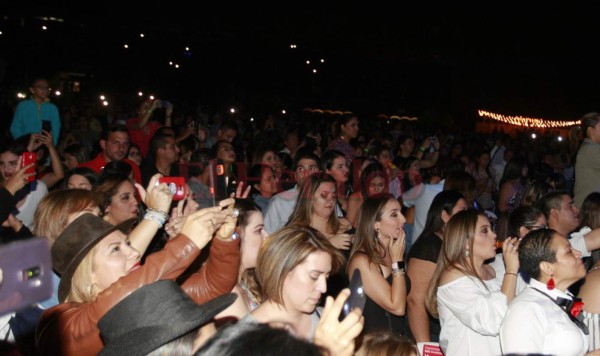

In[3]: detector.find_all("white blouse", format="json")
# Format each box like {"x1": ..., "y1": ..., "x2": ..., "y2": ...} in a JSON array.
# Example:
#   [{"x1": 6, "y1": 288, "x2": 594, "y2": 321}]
[
  {"x1": 500, "y1": 279, "x2": 589, "y2": 356},
  {"x1": 437, "y1": 275, "x2": 507, "y2": 356}
]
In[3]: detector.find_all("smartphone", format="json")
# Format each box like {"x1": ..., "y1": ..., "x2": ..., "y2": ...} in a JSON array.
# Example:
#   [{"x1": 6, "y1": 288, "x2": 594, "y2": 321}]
[
  {"x1": 208, "y1": 159, "x2": 228, "y2": 205},
  {"x1": 21, "y1": 152, "x2": 37, "y2": 182},
  {"x1": 41, "y1": 120, "x2": 52, "y2": 133},
  {"x1": 0, "y1": 237, "x2": 53, "y2": 315},
  {"x1": 340, "y1": 269, "x2": 366, "y2": 321},
  {"x1": 155, "y1": 100, "x2": 170, "y2": 109},
  {"x1": 158, "y1": 176, "x2": 187, "y2": 201}
]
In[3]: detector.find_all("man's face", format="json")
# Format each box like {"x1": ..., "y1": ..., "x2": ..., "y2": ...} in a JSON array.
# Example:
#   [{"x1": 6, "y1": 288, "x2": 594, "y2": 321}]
[
  {"x1": 554, "y1": 194, "x2": 580, "y2": 233},
  {"x1": 157, "y1": 137, "x2": 180, "y2": 164},
  {"x1": 295, "y1": 158, "x2": 320, "y2": 186},
  {"x1": 218, "y1": 128, "x2": 237, "y2": 143},
  {"x1": 102, "y1": 131, "x2": 130, "y2": 162},
  {"x1": 588, "y1": 122, "x2": 600, "y2": 144}
]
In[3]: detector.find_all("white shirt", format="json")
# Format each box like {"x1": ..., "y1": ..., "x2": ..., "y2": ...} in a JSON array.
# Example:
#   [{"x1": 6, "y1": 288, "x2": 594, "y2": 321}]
[
  {"x1": 403, "y1": 180, "x2": 444, "y2": 244},
  {"x1": 264, "y1": 186, "x2": 299, "y2": 234},
  {"x1": 570, "y1": 226, "x2": 592, "y2": 257},
  {"x1": 437, "y1": 275, "x2": 507, "y2": 356},
  {"x1": 15, "y1": 180, "x2": 48, "y2": 230},
  {"x1": 488, "y1": 253, "x2": 528, "y2": 295},
  {"x1": 500, "y1": 279, "x2": 589, "y2": 356}
]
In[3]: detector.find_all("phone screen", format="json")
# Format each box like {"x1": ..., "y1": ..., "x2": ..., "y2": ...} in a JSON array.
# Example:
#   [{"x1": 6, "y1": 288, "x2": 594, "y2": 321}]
[
  {"x1": 340, "y1": 269, "x2": 366, "y2": 320},
  {"x1": 42, "y1": 120, "x2": 52, "y2": 132}
]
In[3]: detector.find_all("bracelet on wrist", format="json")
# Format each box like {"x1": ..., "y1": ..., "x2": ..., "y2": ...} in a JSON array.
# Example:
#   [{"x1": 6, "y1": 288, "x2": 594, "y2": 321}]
[
  {"x1": 146, "y1": 208, "x2": 169, "y2": 219},
  {"x1": 505, "y1": 272, "x2": 518, "y2": 277},
  {"x1": 144, "y1": 211, "x2": 167, "y2": 228}
]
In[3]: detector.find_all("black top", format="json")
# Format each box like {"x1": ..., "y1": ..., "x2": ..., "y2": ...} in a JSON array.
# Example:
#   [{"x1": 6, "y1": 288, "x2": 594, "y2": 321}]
[{"x1": 408, "y1": 231, "x2": 442, "y2": 263}]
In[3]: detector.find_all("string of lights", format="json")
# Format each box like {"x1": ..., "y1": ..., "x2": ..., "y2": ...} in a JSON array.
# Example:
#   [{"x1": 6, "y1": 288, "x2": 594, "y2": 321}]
[{"x1": 478, "y1": 110, "x2": 580, "y2": 128}]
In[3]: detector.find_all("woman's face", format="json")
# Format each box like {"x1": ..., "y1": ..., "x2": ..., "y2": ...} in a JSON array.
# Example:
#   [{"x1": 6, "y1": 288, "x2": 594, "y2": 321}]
[
  {"x1": 375, "y1": 199, "x2": 406, "y2": 242},
  {"x1": 376, "y1": 150, "x2": 392, "y2": 167},
  {"x1": 241, "y1": 211, "x2": 268, "y2": 269},
  {"x1": 127, "y1": 147, "x2": 142, "y2": 166},
  {"x1": 312, "y1": 182, "x2": 336, "y2": 219},
  {"x1": 519, "y1": 214, "x2": 547, "y2": 239},
  {"x1": 408, "y1": 159, "x2": 420, "y2": 172},
  {"x1": 67, "y1": 174, "x2": 93, "y2": 190},
  {"x1": 105, "y1": 180, "x2": 139, "y2": 224},
  {"x1": 0, "y1": 151, "x2": 19, "y2": 181},
  {"x1": 326, "y1": 157, "x2": 349, "y2": 183},
  {"x1": 367, "y1": 176, "x2": 385, "y2": 196},
  {"x1": 451, "y1": 198, "x2": 468, "y2": 216},
  {"x1": 478, "y1": 153, "x2": 490, "y2": 168},
  {"x1": 341, "y1": 117, "x2": 359, "y2": 139},
  {"x1": 549, "y1": 233, "x2": 586, "y2": 286},
  {"x1": 261, "y1": 151, "x2": 277, "y2": 167},
  {"x1": 64, "y1": 153, "x2": 80, "y2": 170},
  {"x1": 472, "y1": 215, "x2": 497, "y2": 261},
  {"x1": 216, "y1": 143, "x2": 236, "y2": 163},
  {"x1": 91, "y1": 231, "x2": 141, "y2": 292},
  {"x1": 282, "y1": 250, "x2": 332, "y2": 314},
  {"x1": 259, "y1": 168, "x2": 278, "y2": 197}
]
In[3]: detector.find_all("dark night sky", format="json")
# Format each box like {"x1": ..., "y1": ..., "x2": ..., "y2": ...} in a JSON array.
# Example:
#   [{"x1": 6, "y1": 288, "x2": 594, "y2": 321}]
[{"x1": 2, "y1": 4, "x2": 600, "y2": 121}]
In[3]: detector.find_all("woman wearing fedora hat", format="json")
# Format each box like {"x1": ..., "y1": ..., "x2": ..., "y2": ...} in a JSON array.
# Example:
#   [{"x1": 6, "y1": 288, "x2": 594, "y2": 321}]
[{"x1": 35, "y1": 197, "x2": 241, "y2": 355}]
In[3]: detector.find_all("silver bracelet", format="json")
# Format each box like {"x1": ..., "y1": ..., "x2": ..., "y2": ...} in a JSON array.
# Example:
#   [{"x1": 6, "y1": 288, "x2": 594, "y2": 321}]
[{"x1": 144, "y1": 211, "x2": 167, "y2": 227}]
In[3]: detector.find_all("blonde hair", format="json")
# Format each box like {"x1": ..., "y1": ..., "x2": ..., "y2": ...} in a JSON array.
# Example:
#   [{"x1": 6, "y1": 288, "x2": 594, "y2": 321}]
[
  {"x1": 64, "y1": 244, "x2": 100, "y2": 303},
  {"x1": 255, "y1": 225, "x2": 343, "y2": 304},
  {"x1": 425, "y1": 209, "x2": 487, "y2": 317},
  {"x1": 33, "y1": 189, "x2": 98, "y2": 246}
]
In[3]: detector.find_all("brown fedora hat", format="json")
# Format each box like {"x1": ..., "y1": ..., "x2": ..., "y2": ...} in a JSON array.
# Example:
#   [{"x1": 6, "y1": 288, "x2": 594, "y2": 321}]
[{"x1": 52, "y1": 213, "x2": 136, "y2": 302}]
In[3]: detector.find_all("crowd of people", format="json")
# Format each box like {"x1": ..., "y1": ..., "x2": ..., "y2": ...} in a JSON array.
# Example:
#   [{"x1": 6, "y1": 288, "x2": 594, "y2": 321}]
[{"x1": 1, "y1": 77, "x2": 600, "y2": 355}]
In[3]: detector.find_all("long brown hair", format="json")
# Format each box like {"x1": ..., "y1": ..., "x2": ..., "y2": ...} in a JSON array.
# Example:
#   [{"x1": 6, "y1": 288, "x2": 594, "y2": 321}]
[
  {"x1": 287, "y1": 172, "x2": 340, "y2": 235},
  {"x1": 349, "y1": 194, "x2": 394, "y2": 267},
  {"x1": 425, "y1": 209, "x2": 487, "y2": 317}
]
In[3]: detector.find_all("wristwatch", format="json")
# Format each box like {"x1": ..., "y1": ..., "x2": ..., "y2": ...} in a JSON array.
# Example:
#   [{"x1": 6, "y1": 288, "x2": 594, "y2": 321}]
[{"x1": 392, "y1": 261, "x2": 405, "y2": 273}]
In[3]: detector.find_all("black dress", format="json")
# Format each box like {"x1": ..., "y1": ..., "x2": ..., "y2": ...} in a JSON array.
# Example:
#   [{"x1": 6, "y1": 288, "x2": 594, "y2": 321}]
[{"x1": 354, "y1": 251, "x2": 410, "y2": 336}]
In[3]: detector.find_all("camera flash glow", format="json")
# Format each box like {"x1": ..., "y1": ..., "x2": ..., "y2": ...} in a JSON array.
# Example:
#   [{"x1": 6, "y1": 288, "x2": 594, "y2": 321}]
[
  {"x1": 320, "y1": 59, "x2": 325, "y2": 63},
  {"x1": 99, "y1": 95, "x2": 106, "y2": 100},
  {"x1": 102, "y1": 100, "x2": 109, "y2": 106},
  {"x1": 54, "y1": 90, "x2": 61, "y2": 96},
  {"x1": 149, "y1": 95, "x2": 155, "y2": 100},
  {"x1": 358, "y1": 287, "x2": 363, "y2": 294},
  {"x1": 185, "y1": 47, "x2": 190, "y2": 51},
  {"x1": 169, "y1": 61, "x2": 173, "y2": 65},
  {"x1": 531, "y1": 133, "x2": 537, "y2": 139},
  {"x1": 250, "y1": 118, "x2": 254, "y2": 122},
  {"x1": 306, "y1": 60, "x2": 310, "y2": 64},
  {"x1": 282, "y1": 110, "x2": 286, "y2": 114},
  {"x1": 17, "y1": 92, "x2": 25, "y2": 98},
  {"x1": 42, "y1": 26, "x2": 47, "y2": 30},
  {"x1": 139, "y1": 33, "x2": 145, "y2": 38},
  {"x1": 137, "y1": 92, "x2": 143, "y2": 97},
  {"x1": 557, "y1": 136, "x2": 563, "y2": 142},
  {"x1": 230, "y1": 108, "x2": 236, "y2": 113},
  {"x1": 175, "y1": 64, "x2": 180, "y2": 68},
  {"x1": 313, "y1": 69, "x2": 317, "y2": 73},
  {"x1": 124, "y1": 44, "x2": 129, "y2": 49}
]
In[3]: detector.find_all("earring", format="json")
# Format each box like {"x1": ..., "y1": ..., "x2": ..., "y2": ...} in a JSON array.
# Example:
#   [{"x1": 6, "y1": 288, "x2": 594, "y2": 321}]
[
  {"x1": 547, "y1": 274, "x2": 555, "y2": 290},
  {"x1": 103, "y1": 214, "x2": 110, "y2": 222},
  {"x1": 376, "y1": 229, "x2": 381, "y2": 240},
  {"x1": 465, "y1": 249, "x2": 470, "y2": 258}
]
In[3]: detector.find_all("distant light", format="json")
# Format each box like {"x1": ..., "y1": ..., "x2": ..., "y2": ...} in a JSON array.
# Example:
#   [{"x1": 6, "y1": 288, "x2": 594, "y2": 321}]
[
  {"x1": 320, "y1": 59, "x2": 325, "y2": 63},
  {"x1": 185, "y1": 47, "x2": 190, "y2": 51},
  {"x1": 123, "y1": 44, "x2": 129, "y2": 49},
  {"x1": 290, "y1": 44, "x2": 297, "y2": 49},
  {"x1": 137, "y1": 91, "x2": 144, "y2": 97},
  {"x1": 149, "y1": 95, "x2": 155, "y2": 100},
  {"x1": 139, "y1": 33, "x2": 145, "y2": 38},
  {"x1": 250, "y1": 117, "x2": 254, "y2": 122},
  {"x1": 169, "y1": 61, "x2": 173, "y2": 66},
  {"x1": 0, "y1": 31, "x2": 3, "y2": 35},
  {"x1": 174, "y1": 64, "x2": 180, "y2": 68},
  {"x1": 531, "y1": 133, "x2": 537, "y2": 139},
  {"x1": 17, "y1": 92, "x2": 26, "y2": 99},
  {"x1": 230, "y1": 108, "x2": 236, "y2": 113},
  {"x1": 282, "y1": 110, "x2": 286, "y2": 115},
  {"x1": 306, "y1": 60, "x2": 310, "y2": 65},
  {"x1": 313, "y1": 69, "x2": 317, "y2": 73},
  {"x1": 99, "y1": 95, "x2": 106, "y2": 100},
  {"x1": 42, "y1": 26, "x2": 48, "y2": 30},
  {"x1": 102, "y1": 100, "x2": 109, "y2": 106},
  {"x1": 54, "y1": 90, "x2": 61, "y2": 96},
  {"x1": 557, "y1": 136, "x2": 563, "y2": 142}
]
